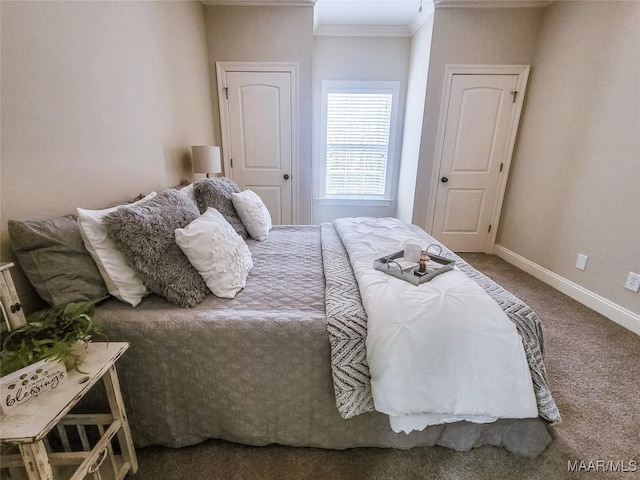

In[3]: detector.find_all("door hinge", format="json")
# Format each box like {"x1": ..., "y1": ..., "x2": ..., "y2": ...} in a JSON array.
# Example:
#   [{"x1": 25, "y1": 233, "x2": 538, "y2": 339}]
[
  {"x1": 224, "y1": 86, "x2": 229, "y2": 100},
  {"x1": 230, "y1": 158, "x2": 233, "y2": 168},
  {"x1": 511, "y1": 91, "x2": 518, "y2": 103},
  {"x1": 488, "y1": 224, "x2": 492, "y2": 233},
  {"x1": 499, "y1": 162, "x2": 504, "y2": 172}
]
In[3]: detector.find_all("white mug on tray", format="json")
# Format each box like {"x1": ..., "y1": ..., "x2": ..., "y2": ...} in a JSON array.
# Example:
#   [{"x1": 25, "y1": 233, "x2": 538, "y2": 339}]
[{"x1": 403, "y1": 242, "x2": 422, "y2": 263}]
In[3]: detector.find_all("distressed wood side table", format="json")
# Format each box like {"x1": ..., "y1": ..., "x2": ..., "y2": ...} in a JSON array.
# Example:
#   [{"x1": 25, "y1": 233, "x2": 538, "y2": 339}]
[{"x1": 1, "y1": 342, "x2": 138, "y2": 480}]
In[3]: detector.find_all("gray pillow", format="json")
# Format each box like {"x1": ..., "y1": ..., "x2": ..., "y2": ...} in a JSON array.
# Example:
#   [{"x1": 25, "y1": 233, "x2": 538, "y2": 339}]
[
  {"x1": 8, "y1": 215, "x2": 109, "y2": 306},
  {"x1": 103, "y1": 189, "x2": 209, "y2": 308},
  {"x1": 194, "y1": 177, "x2": 248, "y2": 239}
]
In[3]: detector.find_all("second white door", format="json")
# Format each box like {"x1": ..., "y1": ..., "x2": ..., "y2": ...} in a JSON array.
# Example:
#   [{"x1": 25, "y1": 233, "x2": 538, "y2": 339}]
[
  {"x1": 431, "y1": 72, "x2": 525, "y2": 252},
  {"x1": 220, "y1": 68, "x2": 294, "y2": 225}
]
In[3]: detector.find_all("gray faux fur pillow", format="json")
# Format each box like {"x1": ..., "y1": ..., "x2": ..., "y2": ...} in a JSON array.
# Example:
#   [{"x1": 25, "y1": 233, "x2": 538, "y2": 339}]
[
  {"x1": 104, "y1": 189, "x2": 209, "y2": 308},
  {"x1": 194, "y1": 177, "x2": 248, "y2": 239}
]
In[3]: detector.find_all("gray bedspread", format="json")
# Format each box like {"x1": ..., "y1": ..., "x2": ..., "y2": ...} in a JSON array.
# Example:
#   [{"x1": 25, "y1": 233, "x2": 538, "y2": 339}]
[{"x1": 93, "y1": 225, "x2": 552, "y2": 457}]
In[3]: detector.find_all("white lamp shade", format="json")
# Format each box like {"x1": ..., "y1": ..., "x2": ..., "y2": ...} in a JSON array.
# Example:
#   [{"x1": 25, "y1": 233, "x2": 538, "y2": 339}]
[{"x1": 192, "y1": 146, "x2": 222, "y2": 175}]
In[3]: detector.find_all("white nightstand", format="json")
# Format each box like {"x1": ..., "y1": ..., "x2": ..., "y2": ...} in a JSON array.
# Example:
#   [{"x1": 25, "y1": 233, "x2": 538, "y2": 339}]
[{"x1": 0, "y1": 342, "x2": 138, "y2": 480}]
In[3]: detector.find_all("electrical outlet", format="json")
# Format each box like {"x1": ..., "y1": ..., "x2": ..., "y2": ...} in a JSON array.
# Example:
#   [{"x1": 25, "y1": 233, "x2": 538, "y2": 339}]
[
  {"x1": 624, "y1": 272, "x2": 640, "y2": 293},
  {"x1": 575, "y1": 254, "x2": 588, "y2": 271}
]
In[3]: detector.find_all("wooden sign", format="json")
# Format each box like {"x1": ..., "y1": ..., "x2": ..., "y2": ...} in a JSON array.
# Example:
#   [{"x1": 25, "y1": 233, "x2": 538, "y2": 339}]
[{"x1": 0, "y1": 359, "x2": 67, "y2": 415}]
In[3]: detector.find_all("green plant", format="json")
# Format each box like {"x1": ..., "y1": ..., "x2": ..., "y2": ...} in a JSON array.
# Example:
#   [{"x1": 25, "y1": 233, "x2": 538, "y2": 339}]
[{"x1": 0, "y1": 298, "x2": 106, "y2": 377}]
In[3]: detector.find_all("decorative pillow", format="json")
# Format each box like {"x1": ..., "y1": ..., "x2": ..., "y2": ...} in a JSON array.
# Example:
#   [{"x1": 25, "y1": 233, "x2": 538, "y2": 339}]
[
  {"x1": 77, "y1": 192, "x2": 156, "y2": 307},
  {"x1": 193, "y1": 177, "x2": 248, "y2": 239},
  {"x1": 103, "y1": 189, "x2": 209, "y2": 308},
  {"x1": 179, "y1": 183, "x2": 198, "y2": 210},
  {"x1": 231, "y1": 189, "x2": 272, "y2": 241},
  {"x1": 175, "y1": 208, "x2": 253, "y2": 299},
  {"x1": 8, "y1": 215, "x2": 109, "y2": 307}
]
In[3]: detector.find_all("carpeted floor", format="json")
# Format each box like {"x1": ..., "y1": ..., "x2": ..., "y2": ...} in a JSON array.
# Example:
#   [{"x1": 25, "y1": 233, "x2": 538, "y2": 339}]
[{"x1": 130, "y1": 254, "x2": 640, "y2": 480}]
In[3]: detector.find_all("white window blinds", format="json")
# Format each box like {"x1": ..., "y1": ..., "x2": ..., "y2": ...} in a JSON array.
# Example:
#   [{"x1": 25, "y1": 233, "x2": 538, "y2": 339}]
[{"x1": 325, "y1": 92, "x2": 393, "y2": 197}]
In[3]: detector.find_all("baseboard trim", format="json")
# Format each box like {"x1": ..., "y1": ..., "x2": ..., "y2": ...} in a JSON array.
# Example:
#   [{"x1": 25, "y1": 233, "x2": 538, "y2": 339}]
[{"x1": 494, "y1": 245, "x2": 640, "y2": 336}]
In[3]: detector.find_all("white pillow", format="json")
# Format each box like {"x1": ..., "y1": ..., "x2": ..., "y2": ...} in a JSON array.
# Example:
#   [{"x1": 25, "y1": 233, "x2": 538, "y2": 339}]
[
  {"x1": 76, "y1": 192, "x2": 156, "y2": 306},
  {"x1": 231, "y1": 189, "x2": 272, "y2": 241},
  {"x1": 175, "y1": 208, "x2": 253, "y2": 299},
  {"x1": 180, "y1": 183, "x2": 197, "y2": 209}
]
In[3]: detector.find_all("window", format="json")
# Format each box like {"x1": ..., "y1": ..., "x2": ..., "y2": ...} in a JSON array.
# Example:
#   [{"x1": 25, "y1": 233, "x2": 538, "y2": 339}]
[{"x1": 320, "y1": 81, "x2": 400, "y2": 203}]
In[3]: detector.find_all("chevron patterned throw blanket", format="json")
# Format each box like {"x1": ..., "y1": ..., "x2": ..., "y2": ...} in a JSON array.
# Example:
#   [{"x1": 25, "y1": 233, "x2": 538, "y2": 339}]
[{"x1": 321, "y1": 222, "x2": 561, "y2": 424}]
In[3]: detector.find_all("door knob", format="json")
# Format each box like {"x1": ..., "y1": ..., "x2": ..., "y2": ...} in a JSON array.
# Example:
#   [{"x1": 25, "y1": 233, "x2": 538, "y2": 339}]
[
  {"x1": 283, "y1": 174, "x2": 290, "y2": 180},
  {"x1": 441, "y1": 176, "x2": 448, "y2": 183}
]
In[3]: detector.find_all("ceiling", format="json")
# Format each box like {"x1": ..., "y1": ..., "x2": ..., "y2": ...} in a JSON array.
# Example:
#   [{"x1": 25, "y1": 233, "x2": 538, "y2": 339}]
[
  {"x1": 314, "y1": 0, "x2": 433, "y2": 36},
  {"x1": 203, "y1": 0, "x2": 551, "y2": 36},
  {"x1": 314, "y1": 0, "x2": 426, "y2": 27}
]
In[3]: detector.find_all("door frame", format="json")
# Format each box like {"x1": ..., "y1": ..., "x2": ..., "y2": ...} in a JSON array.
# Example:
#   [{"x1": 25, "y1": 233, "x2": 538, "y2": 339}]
[
  {"x1": 425, "y1": 64, "x2": 530, "y2": 253},
  {"x1": 216, "y1": 62, "x2": 299, "y2": 224}
]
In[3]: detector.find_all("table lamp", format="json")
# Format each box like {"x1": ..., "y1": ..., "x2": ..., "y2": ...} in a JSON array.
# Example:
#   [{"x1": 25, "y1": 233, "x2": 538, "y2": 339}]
[{"x1": 192, "y1": 146, "x2": 222, "y2": 178}]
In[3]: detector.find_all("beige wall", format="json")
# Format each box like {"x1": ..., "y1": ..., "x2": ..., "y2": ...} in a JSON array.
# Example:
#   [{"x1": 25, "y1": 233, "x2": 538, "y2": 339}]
[
  {"x1": 412, "y1": 6, "x2": 543, "y2": 226},
  {"x1": 498, "y1": 1, "x2": 640, "y2": 313},
  {"x1": 396, "y1": 13, "x2": 434, "y2": 224},
  {"x1": 0, "y1": 1, "x2": 215, "y2": 305},
  {"x1": 312, "y1": 35, "x2": 411, "y2": 224},
  {"x1": 204, "y1": 6, "x2": 314, "y2": 224}
]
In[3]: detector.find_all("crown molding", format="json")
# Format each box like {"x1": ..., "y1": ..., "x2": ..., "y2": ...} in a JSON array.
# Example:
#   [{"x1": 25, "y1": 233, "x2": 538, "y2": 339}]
[
  {"x1": 202, "y1": 0, "x2": 315, "y2": 6},
  {"x1": 408, "y1": 3, "x2": 434, "y2": 35},
  {"x1": 434, "y1": 0, "x2": 551, "y2": 8},
  {"x1": 314, "y1": 24, "x2": 412, "y2": 38}
]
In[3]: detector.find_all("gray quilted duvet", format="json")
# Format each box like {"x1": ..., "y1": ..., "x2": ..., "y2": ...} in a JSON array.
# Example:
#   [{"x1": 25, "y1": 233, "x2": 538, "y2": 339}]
[{"x1": 93, "y1": 225, "x2": 552, "y2": 457}]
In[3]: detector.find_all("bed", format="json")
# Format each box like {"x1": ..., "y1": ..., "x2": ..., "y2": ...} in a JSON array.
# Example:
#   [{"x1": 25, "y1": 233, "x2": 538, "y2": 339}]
[
  {"x1": 7, "y1": 181, "x2": 559, "y2": 458},
  {"x1": 91, "y1": 218, "x2": 560, "y2": 458}
]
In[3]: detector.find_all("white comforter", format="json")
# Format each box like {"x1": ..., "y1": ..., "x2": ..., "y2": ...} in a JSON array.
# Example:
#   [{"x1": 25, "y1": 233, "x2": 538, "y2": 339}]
[{"x1": 333, "y1": 217, "x2": 538, "y2": 433}]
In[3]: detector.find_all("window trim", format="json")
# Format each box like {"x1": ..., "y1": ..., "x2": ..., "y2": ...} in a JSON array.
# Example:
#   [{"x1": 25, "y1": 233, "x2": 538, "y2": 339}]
[{"x1": 319, "y1": 80, "x2": 401, "y2": 203}]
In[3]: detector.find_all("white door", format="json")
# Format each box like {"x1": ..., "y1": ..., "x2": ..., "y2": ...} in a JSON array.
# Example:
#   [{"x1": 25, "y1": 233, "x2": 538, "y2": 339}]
[
  {"x1": 219, "y1": 68, "x2": 294, "y2": 225},
  {"x1": 431, "y1": 71, "x2": 526, "y2": 252}
]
